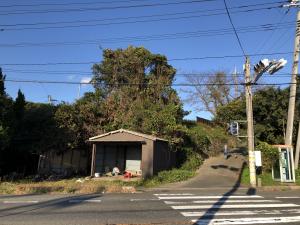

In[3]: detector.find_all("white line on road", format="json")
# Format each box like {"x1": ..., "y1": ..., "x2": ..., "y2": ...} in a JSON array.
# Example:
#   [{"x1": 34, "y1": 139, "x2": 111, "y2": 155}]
[
  {"x1": 68, "y1": 199, "x2": 101, "y2": 203},
  {"x1": 192, "y1": 215, "x2": 300, "y2": 225},
  {"x1": 130, "y1": 199, "x2": 161, "y2": 201},
  {"x1": 165, "y1": 199, "x2": 279, "y2": 204},
  {"x1": 158, "y1": 195, "x2": 263, "y2": 200},
  {"x1": 181, "y1": 209, "x2": 300, "y2": 217},
  {"x1": 172, "y1": 203, "x2": 299, "y2": 210},
  {"x1": 154, "y1": 193, "x2": 193, "y2": 196},
  {"x1": 3, "y1": 201, "x2": 39, "y2": 204},
  {"x1": 276, "y1": 196, "x2": 300, "y2": 199}
]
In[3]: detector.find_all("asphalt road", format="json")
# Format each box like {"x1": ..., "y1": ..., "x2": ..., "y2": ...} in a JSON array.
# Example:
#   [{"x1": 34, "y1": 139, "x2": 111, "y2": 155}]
[{"x1": 1, "y1": 188, "x2": 300, "y2": 225}]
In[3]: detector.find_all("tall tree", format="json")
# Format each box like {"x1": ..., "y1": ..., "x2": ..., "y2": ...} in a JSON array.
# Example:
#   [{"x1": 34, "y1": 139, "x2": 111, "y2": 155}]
[
  {"x1": 14, "y1": 89, "x2": 26, "y2": 121},
  {"x1": 92, "y1": 46, "x2": 186, "y2": 146},
  {"x1": 0, "y1": 69, "x2": 13, "y2": 151},
  {"x1": 184, "y1": 71, "x2": 243, "y2": 117}
]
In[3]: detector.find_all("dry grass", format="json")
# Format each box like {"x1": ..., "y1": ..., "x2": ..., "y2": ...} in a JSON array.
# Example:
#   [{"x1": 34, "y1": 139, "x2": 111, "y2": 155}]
[{"x1": 0, "y1": 179, "x2": 139, "y2": 195}]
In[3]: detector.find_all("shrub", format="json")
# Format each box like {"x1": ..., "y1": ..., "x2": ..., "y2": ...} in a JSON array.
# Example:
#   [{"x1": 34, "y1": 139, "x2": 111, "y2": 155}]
[
  {"x1": 157, "y1": 169, "x2": 195, "y2": 183},
  {"x1": 256, "y1": 141, "x2": 279, "y2": 173},
  {"x1": 181, "y1": 148, "x2": 203, "y2": 171},
  {"x1": 186, "y1": 124, "x2": 231, "y2": 157}
]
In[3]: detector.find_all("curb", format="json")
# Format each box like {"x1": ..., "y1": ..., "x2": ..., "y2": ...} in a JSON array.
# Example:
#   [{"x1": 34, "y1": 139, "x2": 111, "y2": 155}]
[{"x1": 257, "y1": 185, "x2": 300, "y2": 191}]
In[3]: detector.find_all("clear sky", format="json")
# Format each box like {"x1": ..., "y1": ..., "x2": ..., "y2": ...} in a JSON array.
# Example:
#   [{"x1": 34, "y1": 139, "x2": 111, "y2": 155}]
[{"x1": 0, "y1": 0, "x2": 297, "y2": 120}]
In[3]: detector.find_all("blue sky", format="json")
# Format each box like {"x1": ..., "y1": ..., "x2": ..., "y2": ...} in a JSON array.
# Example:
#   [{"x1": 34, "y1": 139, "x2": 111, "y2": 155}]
[{"x1": 0, "y1": 0, "x2": 297, "y2": 120}]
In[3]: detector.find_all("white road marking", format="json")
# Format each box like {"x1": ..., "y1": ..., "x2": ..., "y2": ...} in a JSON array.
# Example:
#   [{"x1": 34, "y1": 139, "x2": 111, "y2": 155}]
[
  {"x1": 181, "y1": 209, "x2": 300, "y2": 217},
  {"x1": 68, "y1": 199, "x2": 101, "y2": 203},
  {"x1": 276, "y1": 196, "x2": 300, "y2": 199},
  {"x1": 130, "y1": 199, "x2": 160, "y2": 201},
  {"x1": 3, "y1": 200, "x2": 39, "y2": 204},
  {"x1": 154, "y1": 193, "x2": 193, "y2": 196},
  {"x1": 192, "y1": 215, "x2": 300, "y2": 225},
  {"x1": 158, "y1": 195, "x2": 263, "y2": 200},
  {"x1": 165, "y1": 199, "x2": 279, "y2": 204},
  {"x1": 172, "y1": 203, "x2": 299, "y2": 210}
]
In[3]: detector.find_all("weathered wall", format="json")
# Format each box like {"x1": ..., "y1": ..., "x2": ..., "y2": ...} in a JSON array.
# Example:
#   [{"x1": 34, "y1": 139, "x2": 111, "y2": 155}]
[
  {"x1": 39, "y1": 150, "x2": 87, "y2": 175},
  {"x1": 141, "y1": 140, "x2": 154, "y2": 178},
  {"x1": 153, "y1": 140, "x2": 176, "y2": 174}
]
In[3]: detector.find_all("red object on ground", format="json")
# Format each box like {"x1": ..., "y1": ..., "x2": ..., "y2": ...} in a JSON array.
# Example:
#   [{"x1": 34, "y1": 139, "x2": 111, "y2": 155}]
[{"x1": 124, "y1": 171, "x2": 132, "y2": 178}]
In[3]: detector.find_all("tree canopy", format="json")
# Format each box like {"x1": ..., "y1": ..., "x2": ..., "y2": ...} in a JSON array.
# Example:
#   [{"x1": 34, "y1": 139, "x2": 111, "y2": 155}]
[
  {"x1": 215, "y1": 86, "x2": 298, "y2": 144},
  {"x1": 91, "y1": 46, "x2": 186, "y2": 147}
]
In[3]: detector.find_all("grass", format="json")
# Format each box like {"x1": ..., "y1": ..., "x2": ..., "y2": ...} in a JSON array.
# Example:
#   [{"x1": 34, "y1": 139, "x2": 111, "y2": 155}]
[
  {"x1": 0, "y1": 170, "x2": 198, "y2": 194},
  {"x1": 140, "y1": 168, "x2": 196, "y2": 188},
  {"x1": 0, "y1": 179, "x2": 140, "y2": 195},
  {"x1": 241, "y1": 167, "x2": 300, "y2": 186}
]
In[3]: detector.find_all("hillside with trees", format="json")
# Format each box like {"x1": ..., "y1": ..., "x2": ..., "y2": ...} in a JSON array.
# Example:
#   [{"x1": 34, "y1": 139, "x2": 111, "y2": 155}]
[{"x1": 0, "y1": 46, "x2": 231, "y2": 178}]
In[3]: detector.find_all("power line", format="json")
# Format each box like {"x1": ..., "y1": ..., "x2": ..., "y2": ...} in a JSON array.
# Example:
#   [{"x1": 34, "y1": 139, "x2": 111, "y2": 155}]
[
  {"x1": 254, "y1": 10, "x2": 288, "y2": 54},
  {"x1": 5, "y1": 69, "x2": 292, "y2": 78},
  {"x1": 3, "y1": 67, "x2": 297, "y2": 78},
  {"x1": 0, "y1": 5, "x2": 283, "y2": 31},
  {"x1": 0, "y1": 21, "x2": 294, "y2": 47},
  {"x1": 169, "y1": 51, "x2": 293, "y2": 61},
  {"x1": 0, "y1": 2, "x2": 283, "y2": 27},
  {"x1": 0, "y1": 0, "x2": 155, "y2": 8},
  {"x1": 0, "y1": 0, "x2": 216, "y2": 16},
  {"x1": 223, "y1": 0, "x2": 247, "y2": 56},
  {"x1": 2, "y1": 79, "x2": 296, "y2": 86},
  {"x1": 0, "y1": 51, "x2": 293, "y2": 66}
]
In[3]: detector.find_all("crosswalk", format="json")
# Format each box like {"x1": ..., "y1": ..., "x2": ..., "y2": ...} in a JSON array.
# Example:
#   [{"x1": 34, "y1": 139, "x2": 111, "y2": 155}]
[{"x1": 154, "y1": 193, "x2": 300, "y2": 225}]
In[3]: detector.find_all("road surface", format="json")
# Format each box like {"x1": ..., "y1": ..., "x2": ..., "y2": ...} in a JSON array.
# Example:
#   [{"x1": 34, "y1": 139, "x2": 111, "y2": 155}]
[{"x1": 1, "y1": 188, "x2": 300, "y2": 225}]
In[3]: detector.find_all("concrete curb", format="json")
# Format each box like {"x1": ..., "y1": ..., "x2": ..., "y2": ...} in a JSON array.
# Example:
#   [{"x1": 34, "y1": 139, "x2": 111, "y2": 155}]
[
  {"x1": 137, "y1": 185, "x2": 300, "y2": 192},
  {"x1": 257, "y1": 185, "x2": 300, "y2": 191}
]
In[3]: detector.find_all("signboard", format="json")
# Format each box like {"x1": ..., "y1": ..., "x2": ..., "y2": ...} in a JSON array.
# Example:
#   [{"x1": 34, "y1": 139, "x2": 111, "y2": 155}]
[{"x1": 254, "y1": 151, "x2": 262, "y2": 167}]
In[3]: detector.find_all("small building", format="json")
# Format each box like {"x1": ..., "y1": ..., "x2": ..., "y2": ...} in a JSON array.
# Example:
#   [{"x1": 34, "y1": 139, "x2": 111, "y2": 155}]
[{"x1": 89, "y1": 129, "x2": 176, "y2": 178}]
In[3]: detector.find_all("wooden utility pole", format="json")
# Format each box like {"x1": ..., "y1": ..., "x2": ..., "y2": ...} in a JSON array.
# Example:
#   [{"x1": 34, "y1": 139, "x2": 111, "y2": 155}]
[
  {"x1": 90, "y1": 144, "x2": 96, "y2": 177},
  {"x1": 295, "y1": 122, "x2": 300, "y2": 169},
  {"x1": 285, "y1": 10, "x2": 300, "y2": 146},
  {"x1": 245, "y1": 57, "x2": 256, "y2": 187}
]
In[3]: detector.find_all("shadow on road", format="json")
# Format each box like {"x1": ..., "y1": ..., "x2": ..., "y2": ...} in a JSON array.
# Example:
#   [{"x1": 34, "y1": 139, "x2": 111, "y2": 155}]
[
  {"x1": 0, "y1": 193, "x2": 102, "y2": 218},
  {"x1": 192, "y1": 161, "x2": 255, "y2": 225},
  {"x1": 210, "y1": 165, "x2": 239, "y2": 172}
]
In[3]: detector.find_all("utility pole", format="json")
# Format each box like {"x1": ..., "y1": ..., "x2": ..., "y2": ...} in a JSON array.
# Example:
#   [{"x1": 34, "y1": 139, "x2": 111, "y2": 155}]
[
  {"x1": 295, "y1": 122, "x2": 300, "y2": 169},
  {"x1": 285, "y1": 3, "x2": 300, "y2": 147},
  {"x1": 244, "y1": 57, "x2": 256, "y2": 187}
]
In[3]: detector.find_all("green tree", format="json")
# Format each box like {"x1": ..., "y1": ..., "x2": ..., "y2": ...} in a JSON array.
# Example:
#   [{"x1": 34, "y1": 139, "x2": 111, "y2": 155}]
[
  {"x1": 215, "y1": 87, "x2": 297, "y2": 144},
  {"x1": 54, "y1": 90, "x2": 106, "y2": 150},
  {"x1": 14, "y1": 89, "x2": 26, "y2": 121},
  {"x1": 92, "y1": 46, "x2": 186, "y2": 147},
  {"x1": 0, "y1": 68, "x2": 13, "y2": 151}
]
